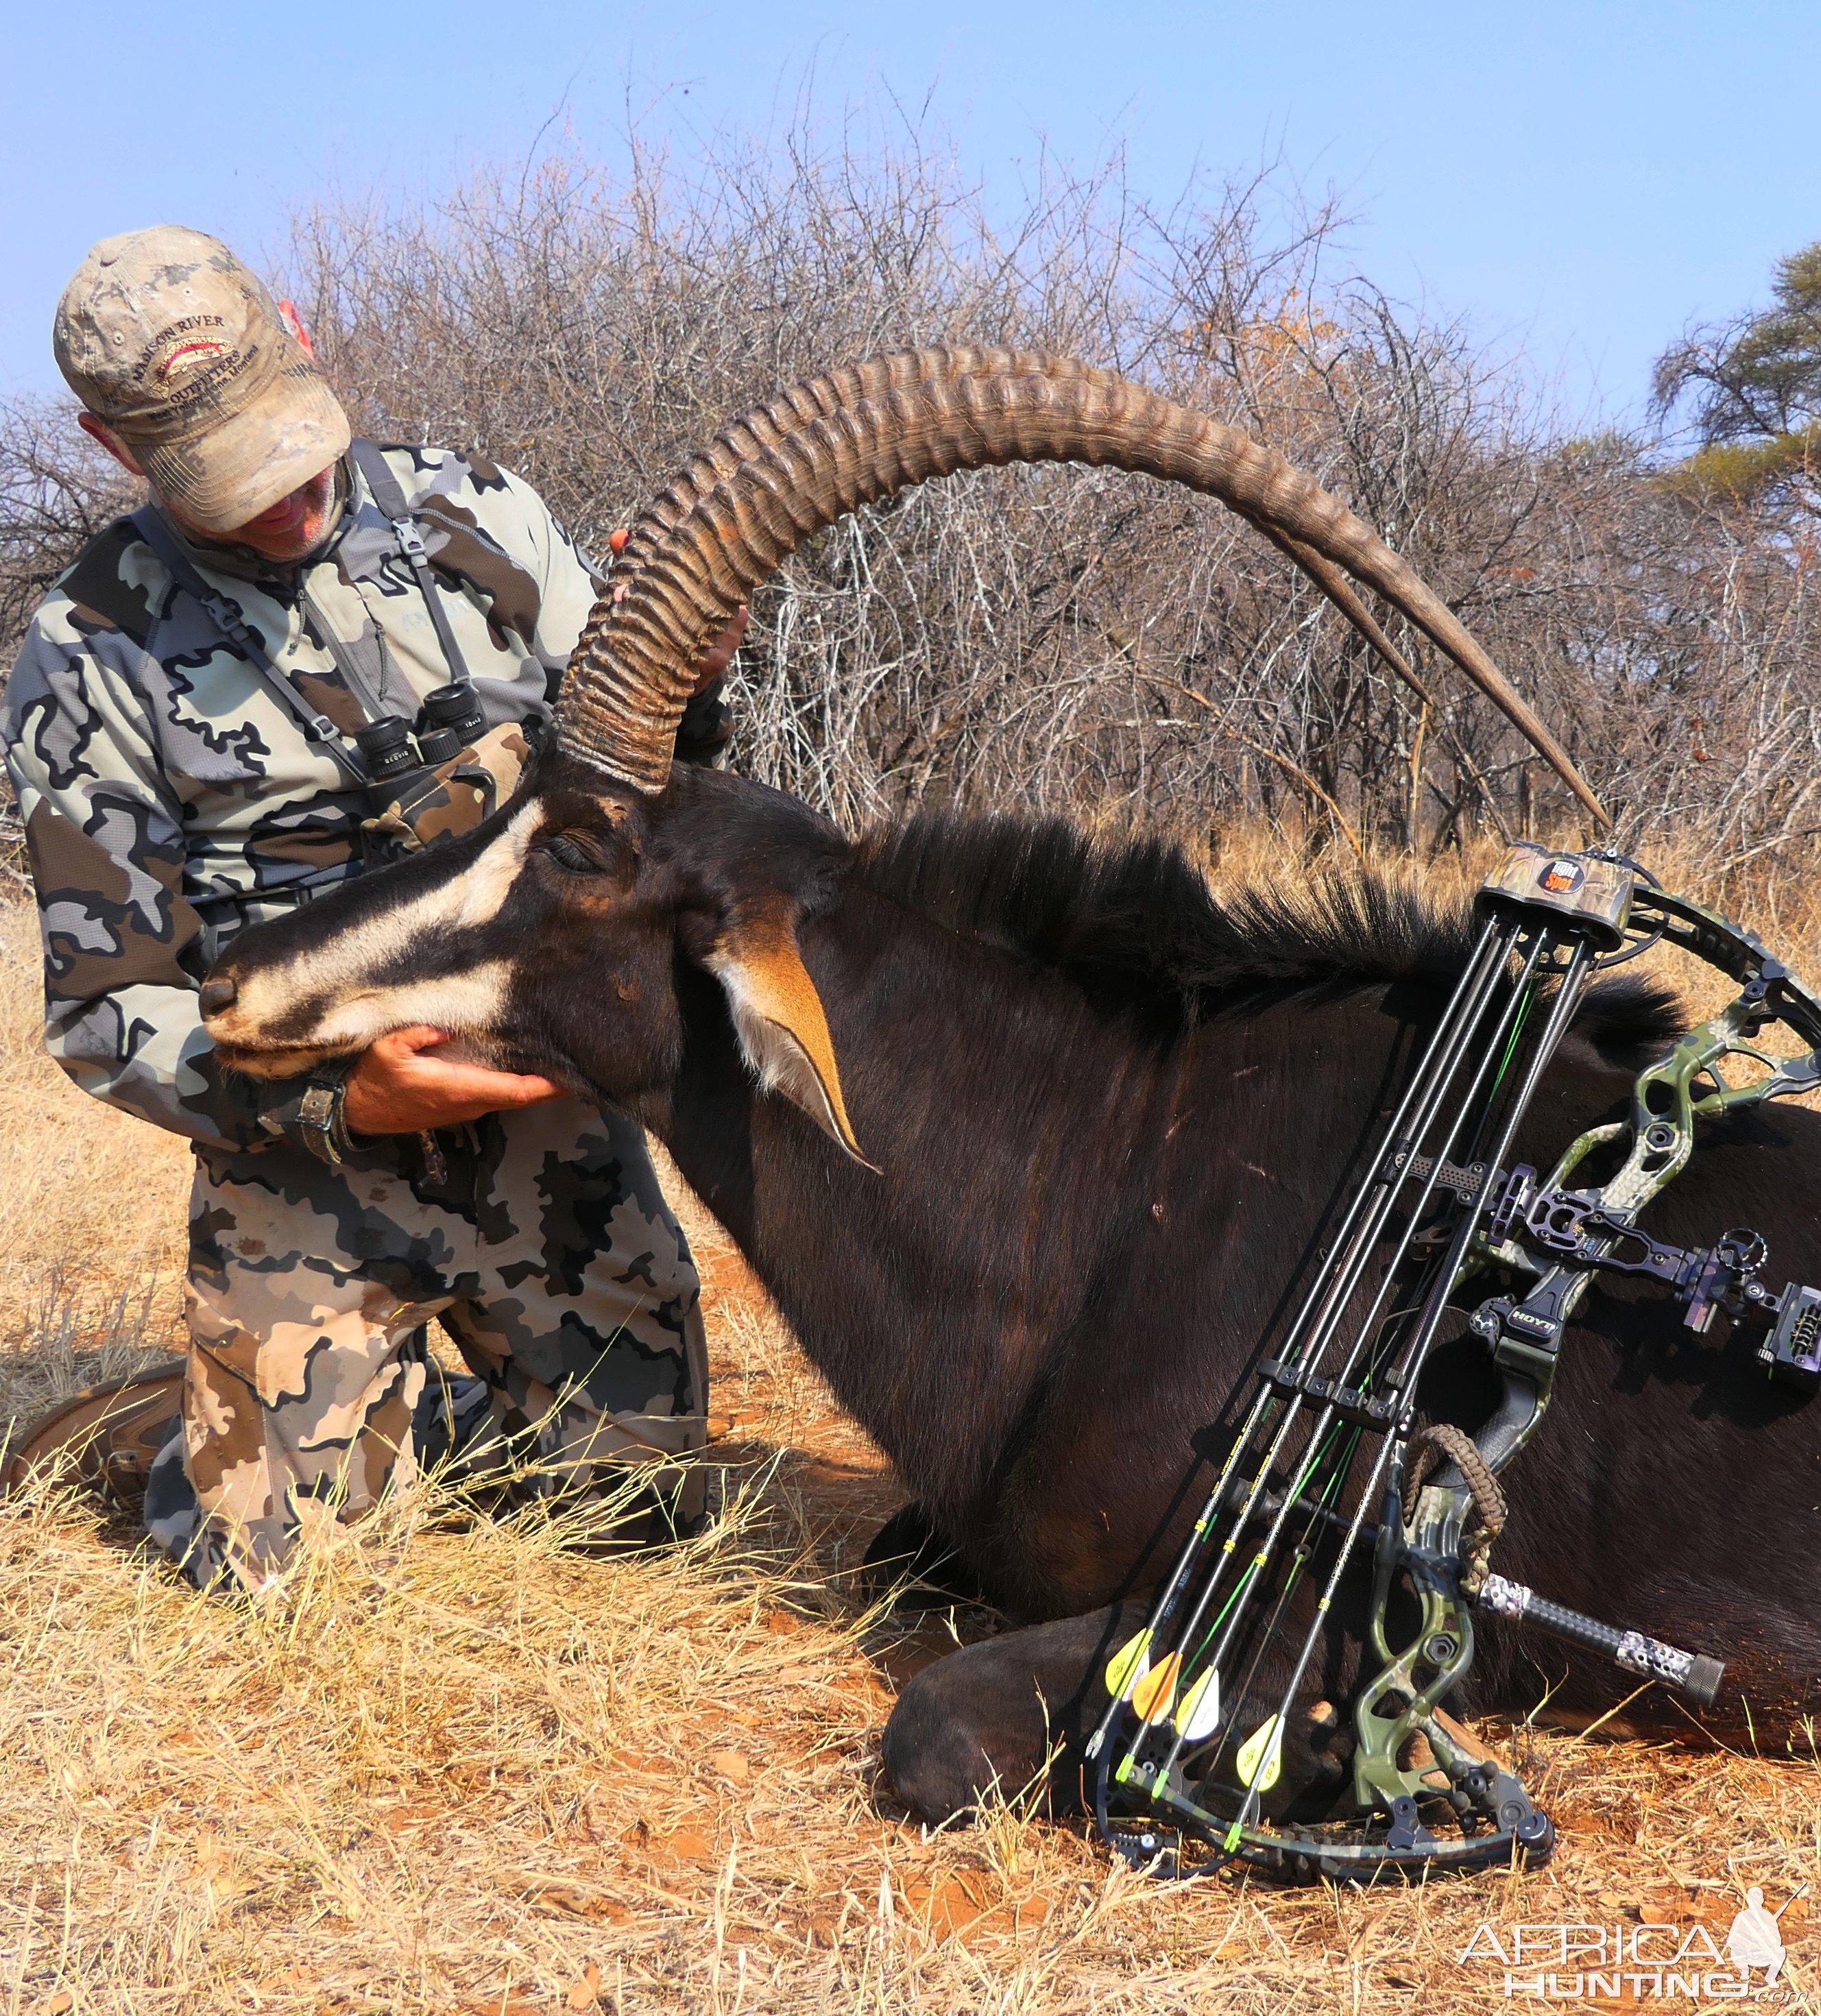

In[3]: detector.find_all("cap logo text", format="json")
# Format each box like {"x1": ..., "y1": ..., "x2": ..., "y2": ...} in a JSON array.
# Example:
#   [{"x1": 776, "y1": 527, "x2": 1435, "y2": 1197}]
[{"x1": 130, "y1": 314, "x2": 227, "y2": 378}]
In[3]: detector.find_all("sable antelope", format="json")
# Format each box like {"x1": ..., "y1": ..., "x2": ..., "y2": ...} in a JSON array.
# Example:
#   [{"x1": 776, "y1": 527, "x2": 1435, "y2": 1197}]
[{"x1": 199, "y1": 350, "x2": 1821, "y2": 1828}]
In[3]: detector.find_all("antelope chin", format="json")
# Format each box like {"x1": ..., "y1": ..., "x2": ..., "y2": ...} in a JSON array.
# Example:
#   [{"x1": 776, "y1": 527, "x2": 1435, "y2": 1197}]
[
  {"x1": 211, "y1": 1040, "x2": 361, "y2": 1081},
  {"x1": 421, "y1": 1033, "x2": 499, "y2": 1069},
  {"x1": 212, "y1": 1031, "x2": 517, "y2": 1082}
]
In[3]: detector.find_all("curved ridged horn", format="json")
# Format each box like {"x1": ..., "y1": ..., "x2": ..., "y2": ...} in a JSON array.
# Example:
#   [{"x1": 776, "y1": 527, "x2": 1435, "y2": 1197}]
[{"x1": 559, "y1": 345, "x2": 1607, "y2": 825}]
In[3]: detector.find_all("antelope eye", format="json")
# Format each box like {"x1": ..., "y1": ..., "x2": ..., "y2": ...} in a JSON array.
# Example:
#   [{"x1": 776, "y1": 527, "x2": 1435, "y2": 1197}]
[{"x1": 540, "y1": 834, "x2": 599, "y2": 874}]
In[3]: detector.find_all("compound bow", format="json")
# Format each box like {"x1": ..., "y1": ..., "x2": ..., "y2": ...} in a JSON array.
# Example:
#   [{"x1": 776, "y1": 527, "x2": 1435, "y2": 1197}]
[{"x1": 1088, "y1": 844, "x2": 1821, "y2": 1883}]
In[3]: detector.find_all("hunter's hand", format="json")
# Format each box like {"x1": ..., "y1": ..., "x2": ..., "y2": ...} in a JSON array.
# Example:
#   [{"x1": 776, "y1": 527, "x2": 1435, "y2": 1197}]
[
  {"x1": 690, "y1": 604, "x2": 748, "y2": 692},
  {"x1": 608, "y1": 528, "x2": 747, "y2": 692},
  {"x1": 342, "y1": 1025, "x2": 566, "y2": 1135}
]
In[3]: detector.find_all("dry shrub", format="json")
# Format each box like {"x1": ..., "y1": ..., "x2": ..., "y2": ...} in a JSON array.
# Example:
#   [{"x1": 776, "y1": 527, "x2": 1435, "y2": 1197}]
[
  {"x1": 0, "y1": 395, "x2": 140, "y2": 669},
  {"x1": 269, "y1": 130, "x2": 1821, "y2": 883},
  {"x1": 8, "y1": 128, "x2": 1821, "y2": 887}
]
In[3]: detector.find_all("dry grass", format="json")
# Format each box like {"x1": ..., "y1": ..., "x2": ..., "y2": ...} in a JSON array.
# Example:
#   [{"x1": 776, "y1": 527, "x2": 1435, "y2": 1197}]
[
  {"x1": 0, "y1": 901, "x2": 189, "y2": 1405},
  {"x1": 6, "y1": 835, "x2": 1821, "y2": 2015}
]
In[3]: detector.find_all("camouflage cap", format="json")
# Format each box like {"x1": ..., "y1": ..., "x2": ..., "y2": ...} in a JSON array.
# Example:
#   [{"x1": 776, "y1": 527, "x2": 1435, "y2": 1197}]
[{"x1": 53, "y1": 226, "x2": 351, "y2": 534}]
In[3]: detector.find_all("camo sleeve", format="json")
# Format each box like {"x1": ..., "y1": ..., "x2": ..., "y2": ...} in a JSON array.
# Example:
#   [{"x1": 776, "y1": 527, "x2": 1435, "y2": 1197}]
[
  {"x1": 3, "y1": 607, "x2": 308, "y2": 1153},
  {"x1": 495, "y1": 465, "x2": 603, "y2": 699}
]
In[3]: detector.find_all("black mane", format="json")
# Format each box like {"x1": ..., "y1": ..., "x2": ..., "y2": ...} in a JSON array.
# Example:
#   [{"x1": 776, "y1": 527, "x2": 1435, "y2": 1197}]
[{"x1": 855, "y1": 811, "x2": 1681, "y2": 1049}]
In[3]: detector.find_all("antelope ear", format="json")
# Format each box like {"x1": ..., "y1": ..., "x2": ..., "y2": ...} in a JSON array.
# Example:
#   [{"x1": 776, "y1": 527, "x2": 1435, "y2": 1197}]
[{"x1": 706, "y1": 919, "x2": 877, "y2": 1170}]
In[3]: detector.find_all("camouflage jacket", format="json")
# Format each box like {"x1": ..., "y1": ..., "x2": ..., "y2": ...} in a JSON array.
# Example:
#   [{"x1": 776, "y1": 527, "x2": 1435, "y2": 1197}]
[{"x1": 2, "y1": 443, "x2": 601, "y2": 1154}]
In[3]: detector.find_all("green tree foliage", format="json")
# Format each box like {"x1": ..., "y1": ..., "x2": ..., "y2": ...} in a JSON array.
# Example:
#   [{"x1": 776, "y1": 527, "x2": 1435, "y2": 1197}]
[{"x1": 1653, "y1": 243, "x2": 1821, "y2": 500}]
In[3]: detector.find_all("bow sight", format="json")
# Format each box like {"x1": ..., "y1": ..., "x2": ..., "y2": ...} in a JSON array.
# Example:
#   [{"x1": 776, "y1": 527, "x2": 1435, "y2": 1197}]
[{"x1": 1087, "y1": 842, "x2": 1821, "y2": 1884}]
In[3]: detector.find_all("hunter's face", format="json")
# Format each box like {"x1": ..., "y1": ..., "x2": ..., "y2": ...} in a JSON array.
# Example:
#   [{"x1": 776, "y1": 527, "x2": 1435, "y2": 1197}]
[{"x1": 175, "y1": 465, "x2": 339, "y2": 564}]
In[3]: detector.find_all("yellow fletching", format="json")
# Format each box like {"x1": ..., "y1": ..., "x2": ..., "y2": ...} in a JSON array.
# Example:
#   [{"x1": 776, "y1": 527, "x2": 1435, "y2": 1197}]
[
  {"x1": 1235, "y1": 1714, "x2": 1284, "y2": 1793},
  {"x1": 1132, "y1": 1651, "x2": 1183, "y2": 1724},
  {"x1": 1104, "y1": 1630, "x2": 1151, "y2": 1702}
]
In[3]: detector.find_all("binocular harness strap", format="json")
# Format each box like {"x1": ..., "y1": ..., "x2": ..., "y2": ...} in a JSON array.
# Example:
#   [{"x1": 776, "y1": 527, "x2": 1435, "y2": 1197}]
[
  {"x1": 348, "y1": 439, "x2": 477, "y2": 696},
  {"x1": 130, "y1": 506, "x2": 365, "y2": 782}
]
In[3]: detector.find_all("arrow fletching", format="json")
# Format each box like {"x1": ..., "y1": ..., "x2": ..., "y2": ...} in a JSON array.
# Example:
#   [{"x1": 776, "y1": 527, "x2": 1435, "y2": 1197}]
[
  {"x1": 1104, "y1": 1629, "x2": 1152, "y2": 1702},
  {"x1": 1235, "y1": 1713, "x2": 1284, "y2": 1793},
  {"x1": 1132, "y1": 1651, "x2": 1183, "y2": 1725},
  {"x1": 1173, "y1": 1666, "x2": 1222, "y2": 1742}
]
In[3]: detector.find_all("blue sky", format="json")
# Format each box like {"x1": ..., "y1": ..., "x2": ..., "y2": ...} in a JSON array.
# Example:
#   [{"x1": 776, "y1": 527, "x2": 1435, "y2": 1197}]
[{"x1": 3, "y1": 1, "x2": 1812, "y2": 430}]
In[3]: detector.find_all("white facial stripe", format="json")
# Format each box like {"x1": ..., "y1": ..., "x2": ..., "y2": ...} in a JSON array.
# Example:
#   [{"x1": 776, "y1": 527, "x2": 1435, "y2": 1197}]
[
  {"x1": 313, "y1": 960, "x2": 515, "y2": 1052},
  {"x1": 445, "y1": 800, "x2": 544, "y2": 928},
  {"x1": 221, "y1": 803, "x2": 542, "y2": 1039}
]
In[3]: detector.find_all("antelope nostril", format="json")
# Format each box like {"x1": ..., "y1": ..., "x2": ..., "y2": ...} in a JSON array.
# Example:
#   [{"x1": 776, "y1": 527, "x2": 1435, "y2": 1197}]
[{"x1": 200, "y1": 977, "x2": 238, "y2": 1015}]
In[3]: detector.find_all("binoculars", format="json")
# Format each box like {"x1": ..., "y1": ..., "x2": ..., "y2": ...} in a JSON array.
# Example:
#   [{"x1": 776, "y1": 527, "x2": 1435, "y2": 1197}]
[{"x1": 352, "y1": 683, "x2": 485, "y2": 797}]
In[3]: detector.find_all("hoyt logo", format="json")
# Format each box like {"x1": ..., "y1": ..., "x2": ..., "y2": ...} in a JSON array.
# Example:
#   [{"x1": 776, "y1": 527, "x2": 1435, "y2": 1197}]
[{"x1": 1458, "y1": 1890, "x2": 1800, "y2": 2001}]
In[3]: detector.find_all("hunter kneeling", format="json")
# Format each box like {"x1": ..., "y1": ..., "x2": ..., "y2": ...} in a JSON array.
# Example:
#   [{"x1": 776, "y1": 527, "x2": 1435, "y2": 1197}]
[{"x1": 3, "y1": 227, "x2": 744, "y2": 1592}]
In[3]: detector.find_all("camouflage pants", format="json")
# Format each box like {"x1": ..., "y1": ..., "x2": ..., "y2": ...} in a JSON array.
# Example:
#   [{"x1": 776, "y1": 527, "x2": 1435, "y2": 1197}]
[{"x1": 143, "y1": 1100, "x2": 708, "y2": 1592}]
